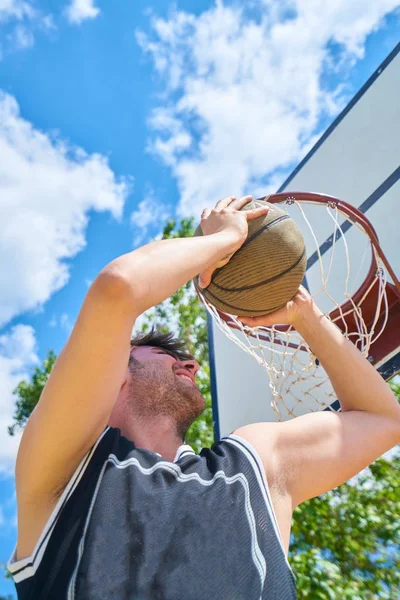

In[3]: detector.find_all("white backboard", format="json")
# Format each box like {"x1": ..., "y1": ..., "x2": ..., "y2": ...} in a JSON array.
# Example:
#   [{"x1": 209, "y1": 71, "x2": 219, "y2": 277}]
[{"x1": 209, "y1": 43, "x2": 400, "y2": 439}]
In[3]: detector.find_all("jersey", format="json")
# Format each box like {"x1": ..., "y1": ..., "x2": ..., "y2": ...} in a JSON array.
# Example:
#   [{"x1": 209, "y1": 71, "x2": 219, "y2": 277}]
[{"x1": 8, "y1": 427, "x2": 297, "y2": 600}]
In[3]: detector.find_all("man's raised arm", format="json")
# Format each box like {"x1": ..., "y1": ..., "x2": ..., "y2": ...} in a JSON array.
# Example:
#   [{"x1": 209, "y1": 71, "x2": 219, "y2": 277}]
[
  {"x1": 236, "y1": 288, "x2": 400, "y2": 507},
  {"x1": 16, "y1": 196, "x2": 268, "y2": 559}
]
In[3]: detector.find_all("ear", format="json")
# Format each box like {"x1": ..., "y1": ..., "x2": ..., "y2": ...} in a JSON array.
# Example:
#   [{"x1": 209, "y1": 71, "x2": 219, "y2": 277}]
[{"x1": 119, "y1": 368, "x2": 130, "y2": 392}]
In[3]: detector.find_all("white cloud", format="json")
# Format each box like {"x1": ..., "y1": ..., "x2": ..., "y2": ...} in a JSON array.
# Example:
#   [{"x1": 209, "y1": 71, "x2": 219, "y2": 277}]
[
  {"x1": 48, "y1": 313, "x2": 74, "y2": 334},
  {"x1": 60, "y1": 313, "x2": 73, "y2": 334},
  {"x1": 0, "y1": 1, "x2": 56, "y2": 56},
  {"x1": 0, "y1": 92, "x2": 130, "y2": 329},
  {"x1": 0, "y1": 0, "x2": 34, "y2": 23},
  {"x1": 0, "y1": 0, "x2": 97, "y2": 56},
  {"x1": 11, "y1": 23, "x2": 34, "y2": 48},
  {"x1": 137, "y1": 0, "x2": 400, "y2": 217},
  {"x1": 0, "y1": 324, "x2": 39, "y2": 474},
  {"x1": 41, "y1": 14, "x2": 56, "y2": 30},
  {"x1": 130, "y1": 187, "x2": 170, "y2": 247},
  {"x1": 65, "y1": 0, "x2": 100, "y2": 25}
]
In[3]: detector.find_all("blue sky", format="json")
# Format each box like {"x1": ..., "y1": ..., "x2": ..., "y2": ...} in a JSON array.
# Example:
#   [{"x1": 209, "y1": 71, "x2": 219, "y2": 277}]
[{"x1": 0, "y1": 0, "x2": 399, "y2": 596}]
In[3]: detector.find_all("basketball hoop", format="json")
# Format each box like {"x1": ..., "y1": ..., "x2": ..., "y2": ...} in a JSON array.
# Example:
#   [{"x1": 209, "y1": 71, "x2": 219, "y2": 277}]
[{"x1": 196, "y1": 192, "x2": 400, "y2": 421}]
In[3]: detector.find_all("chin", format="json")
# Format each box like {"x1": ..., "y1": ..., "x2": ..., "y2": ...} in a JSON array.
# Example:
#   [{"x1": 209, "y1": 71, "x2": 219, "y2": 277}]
[
  {"x1": 181, "y1": 388, "x2": 206, "y2": 418},
  {"x1": 194, "y1": 395, "x2": 207, "y2": 420}
]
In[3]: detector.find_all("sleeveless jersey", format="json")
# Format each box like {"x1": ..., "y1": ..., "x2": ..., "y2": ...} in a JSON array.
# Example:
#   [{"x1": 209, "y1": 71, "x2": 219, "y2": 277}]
[{"x1": 8, "y1": 427, "x2": 297, "y2": 599}]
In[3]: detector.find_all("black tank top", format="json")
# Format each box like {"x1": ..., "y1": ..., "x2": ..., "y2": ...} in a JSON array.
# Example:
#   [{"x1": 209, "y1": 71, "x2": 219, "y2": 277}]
[{"x1": 9, "y1": 427, "x2": 297, "y2": 599}]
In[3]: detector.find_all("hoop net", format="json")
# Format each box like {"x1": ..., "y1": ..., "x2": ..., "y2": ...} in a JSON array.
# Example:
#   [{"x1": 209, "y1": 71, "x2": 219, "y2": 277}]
[{"x1": 197, "y1": 192, "x2": 400, "y2": 422}]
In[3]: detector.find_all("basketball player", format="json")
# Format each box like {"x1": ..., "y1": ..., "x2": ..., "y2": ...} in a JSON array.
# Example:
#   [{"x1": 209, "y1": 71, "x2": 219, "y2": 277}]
[{"x1": 9, "y1": 196, "x2": 400, "y2": 599}]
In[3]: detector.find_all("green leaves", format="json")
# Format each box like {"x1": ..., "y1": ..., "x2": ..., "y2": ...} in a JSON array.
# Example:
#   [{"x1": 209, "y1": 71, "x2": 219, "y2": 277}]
[
  {"x1": 8, "y1": 350, "x2": 56, "y2": 436},
  {"x1": 290, "y1": 448, "x2": 400, "y2": 598}
]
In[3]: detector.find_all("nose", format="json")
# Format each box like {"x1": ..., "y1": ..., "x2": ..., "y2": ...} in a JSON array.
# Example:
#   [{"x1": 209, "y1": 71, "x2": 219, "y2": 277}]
[{"x1": 179, "y1": 359, "x2": 199, "y2": 377}]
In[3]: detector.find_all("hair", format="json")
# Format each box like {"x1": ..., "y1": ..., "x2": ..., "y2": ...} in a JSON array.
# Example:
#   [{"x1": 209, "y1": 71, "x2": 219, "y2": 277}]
[{"x1": 130, "y1": 327, "x2": 195, "y2": 362}]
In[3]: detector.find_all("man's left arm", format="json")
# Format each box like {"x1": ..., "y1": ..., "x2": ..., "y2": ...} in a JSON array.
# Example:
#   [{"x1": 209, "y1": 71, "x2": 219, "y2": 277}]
[{"x1": 236, "y1": 292, "x2": 400, "y2": 507}]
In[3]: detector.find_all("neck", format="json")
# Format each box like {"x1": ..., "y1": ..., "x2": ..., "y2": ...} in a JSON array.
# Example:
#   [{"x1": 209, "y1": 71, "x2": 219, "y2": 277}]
[{"x1": 116, "y1": 415, "x2": 184, "y2": 462}]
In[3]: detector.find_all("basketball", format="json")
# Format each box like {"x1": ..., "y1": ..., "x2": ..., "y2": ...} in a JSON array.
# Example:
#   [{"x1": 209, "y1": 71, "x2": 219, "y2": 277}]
[{"x1": 194, "y1": 198, "x2": 307, "y2": 317}]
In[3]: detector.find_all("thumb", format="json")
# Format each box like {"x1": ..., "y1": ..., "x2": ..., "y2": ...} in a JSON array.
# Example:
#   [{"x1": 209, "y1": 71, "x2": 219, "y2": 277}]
[
  {"x1": 198, "y1": 266, "x2": 215, "y2": 289},
  {"x1": 238, "y1": 311, "x2": 281, "y2": 327},
  {"x1": 238, "y1": 304, "x2": 289, "y2": 327},
  {"x1": 238, "y1": 315, "x2": 273, "y2": 327}
]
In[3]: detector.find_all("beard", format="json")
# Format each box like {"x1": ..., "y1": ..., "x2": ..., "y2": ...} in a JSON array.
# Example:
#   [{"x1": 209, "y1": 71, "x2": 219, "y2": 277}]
[{"x1": 126, "y1": 357, "x2": 206, "y2": 439}]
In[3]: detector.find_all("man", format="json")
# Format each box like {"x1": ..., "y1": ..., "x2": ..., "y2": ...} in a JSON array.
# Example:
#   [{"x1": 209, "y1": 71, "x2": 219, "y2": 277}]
[{"x1": 8, "y1": 196, "x2": 400, "y2": 599}]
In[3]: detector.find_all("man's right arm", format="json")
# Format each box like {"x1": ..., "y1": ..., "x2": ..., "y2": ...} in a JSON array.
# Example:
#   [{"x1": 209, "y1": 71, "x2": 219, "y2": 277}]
[{"x1": 16, "y1": 195, "x2": 267, "y2": 559}]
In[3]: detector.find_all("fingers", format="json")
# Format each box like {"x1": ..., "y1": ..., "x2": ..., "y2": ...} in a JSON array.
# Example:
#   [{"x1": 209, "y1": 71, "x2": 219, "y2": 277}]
[
  {"x1": 214, "y1": 196, "x2": 237, "y2": 210},
  {"x1": 229, "y1": 195, "x2": 253, "y2": 210},
  {"x1": 246, "y1": 204, "x2": 270, "y2": 220},
  {"x1": 214, "y1": 194, "x2": 253, "y2": 211},
  {"x1": 211, "y1": 195, "x2": 268, "y2": 217},
  {"x1": 201, "y1": 208, "x2": 212, "y2": 220}
]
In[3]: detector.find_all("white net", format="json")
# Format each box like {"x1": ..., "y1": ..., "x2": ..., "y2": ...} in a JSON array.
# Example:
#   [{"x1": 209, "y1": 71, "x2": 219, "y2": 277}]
[{"x1": 199, "y1": 199, "x2": 389, "y2": 421}]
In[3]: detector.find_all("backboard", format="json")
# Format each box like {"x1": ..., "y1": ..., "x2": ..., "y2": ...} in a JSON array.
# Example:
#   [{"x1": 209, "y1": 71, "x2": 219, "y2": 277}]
[{"x1": 208, "y1": 43, "x2": 400, "y2": 440}]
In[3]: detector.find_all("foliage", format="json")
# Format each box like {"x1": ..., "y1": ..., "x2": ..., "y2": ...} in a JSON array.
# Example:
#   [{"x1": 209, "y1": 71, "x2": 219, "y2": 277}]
[
  {"x1": 291, "y1": 453, "x2": 400, "y2": 599},
  {"x1": 8, "y1": 351, "x2": 57, "y2": 436},
  {"x1": 6, "y1": 219, "x2": 400, "y2": 597},
  {"x1": 389, "y1": 380, "x2": 400, "y2": 400},
  {"x1": 292, "y1": 382, "x2": 400, "y2": 598}
]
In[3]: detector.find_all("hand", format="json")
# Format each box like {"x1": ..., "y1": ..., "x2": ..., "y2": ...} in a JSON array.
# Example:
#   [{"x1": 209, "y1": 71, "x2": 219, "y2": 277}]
[
  {"x1": 238, "y1": 286, "x2": 318, "y2": 327},
  {"x1": 198, "y1": 195, "x2": 269, "y2": 288}
]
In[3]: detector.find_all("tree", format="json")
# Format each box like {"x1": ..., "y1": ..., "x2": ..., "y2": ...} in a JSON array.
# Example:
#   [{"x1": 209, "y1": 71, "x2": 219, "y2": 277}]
[
  {"x1": 8, "y1": 351, "x2": 56, "y2": 436},
  {"x1": 291, "y1": 453, "x2": 400, "y2": 599},
  {"x1": 7, "y1": 218, "x2": 400, "y2": 597}
]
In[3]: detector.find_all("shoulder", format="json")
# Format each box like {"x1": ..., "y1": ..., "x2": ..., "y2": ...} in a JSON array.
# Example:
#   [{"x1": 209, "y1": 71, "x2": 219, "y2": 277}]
[{"x1": 232, "y1": 423, "x2": 288, "y2": 495}]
